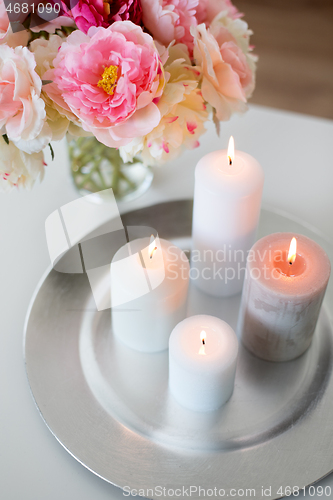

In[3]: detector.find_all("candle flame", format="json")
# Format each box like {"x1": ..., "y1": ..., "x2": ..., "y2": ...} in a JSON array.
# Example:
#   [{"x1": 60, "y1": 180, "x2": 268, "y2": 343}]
[
  {"x1": 149, "y1": 235, "x2": 157, "y2": 259},
  {"x1": 227, "y1": 136, "x2": 235, "y2": 166},
  {"x1": 199, "y1": 330, "x2": 206, "y2": 356},
  {"x1": 288, "y1": 237, "x2": 297, "y2": 265}
]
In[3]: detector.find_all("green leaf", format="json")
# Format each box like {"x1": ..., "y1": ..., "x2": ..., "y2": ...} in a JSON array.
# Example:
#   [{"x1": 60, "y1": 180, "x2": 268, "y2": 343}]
[
  {"x1": 2, "y1": 134, "x2": 9, "y2": 145},
  {"x1": 49, "y1": 143, "x2": 55, "y2": 161},
  {"x1": 42, "y1": 80, "x2": 53, "y2": 86}
]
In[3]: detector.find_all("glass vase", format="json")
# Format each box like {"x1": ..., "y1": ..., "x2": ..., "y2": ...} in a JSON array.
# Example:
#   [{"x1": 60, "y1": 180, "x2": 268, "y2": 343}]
[{"x1": 68, "y1": 136, "x2": 153, "y2": 203}]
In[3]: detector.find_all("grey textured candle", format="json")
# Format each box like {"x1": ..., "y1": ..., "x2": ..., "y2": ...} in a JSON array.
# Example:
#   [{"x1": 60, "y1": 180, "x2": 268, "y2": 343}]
[{"x1": 237, "y1": 233, "x2": 331, "y2": 362}]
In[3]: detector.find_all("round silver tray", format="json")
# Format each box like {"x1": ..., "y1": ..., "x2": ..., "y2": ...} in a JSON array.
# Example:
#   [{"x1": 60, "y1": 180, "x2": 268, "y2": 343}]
[{"x1": 24, "y1": 201, "x2": 333, "y2": 499}]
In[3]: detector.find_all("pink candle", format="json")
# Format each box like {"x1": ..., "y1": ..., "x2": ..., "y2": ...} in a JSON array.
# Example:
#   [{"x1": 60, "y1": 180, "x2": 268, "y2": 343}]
[{"x1": 237, "y1": 233, "x2": 331, "y2": 362}]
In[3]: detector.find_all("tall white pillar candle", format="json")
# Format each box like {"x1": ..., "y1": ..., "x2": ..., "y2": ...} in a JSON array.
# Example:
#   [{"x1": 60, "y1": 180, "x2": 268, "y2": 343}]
[
  {"x1": 111, "y1": 237, "x2": 190, "y2": 352},
  {"x1": 191, "y1": 137, "x2": 264, "y2": 297},
  {"x1": 238, "y1": 233, "x2": 331, "y2": 362},
  {"x1": 169, "y1": 315, "x2": 239, "y2": 412}
]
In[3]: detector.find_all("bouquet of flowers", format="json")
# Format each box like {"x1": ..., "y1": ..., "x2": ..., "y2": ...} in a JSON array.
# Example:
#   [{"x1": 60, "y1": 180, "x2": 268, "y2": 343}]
[{"x1": 0, "y1": 0, "x2": 257, "y2": 192}]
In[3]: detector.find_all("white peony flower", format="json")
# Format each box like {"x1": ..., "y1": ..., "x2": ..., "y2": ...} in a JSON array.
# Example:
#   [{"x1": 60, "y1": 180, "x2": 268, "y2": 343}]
[
  {"x1": 30, "y1": 35, "x2": 63, "y2": 80},
  {"x1": 0, "y1": 137, "x2": 45, "y2": 192},
  {"x1": 120, "y1": 44, "x2": 209, "y2": 166},
  {"x1": 30, "y1": 35, "x2": 84, "y2": 142}
]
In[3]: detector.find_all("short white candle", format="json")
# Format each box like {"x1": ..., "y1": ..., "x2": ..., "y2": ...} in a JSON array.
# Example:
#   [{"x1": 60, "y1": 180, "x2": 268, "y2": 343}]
[
  {"x1": 111, "y1": 237, "x2": 190, "y2": 352},
  {"x1": 191, "y1": 137, "x2": 264, "y2": 297},
  {"x1": 169, "y1": 315, "x2": 239, "y2": 412}
]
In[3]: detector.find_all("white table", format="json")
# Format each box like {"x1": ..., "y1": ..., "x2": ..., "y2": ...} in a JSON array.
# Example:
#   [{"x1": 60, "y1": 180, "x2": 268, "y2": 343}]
[{"x1": 1, "y1": 105, "x2": 333, "y2": 500}]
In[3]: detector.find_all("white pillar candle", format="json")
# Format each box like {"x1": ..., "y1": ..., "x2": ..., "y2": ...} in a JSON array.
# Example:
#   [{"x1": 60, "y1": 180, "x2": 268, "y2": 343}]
[
  {"x1": 191, "y1": 137, "x2": 264, "y2": 297},
  {"x1": 238, "y1": 233, "x2": 331, "y2": 362},
  {"x1": 169, "y1": 315, "x2": 239, "y2": 412},
  {"x1": 111, "y1": 237, "x2": 190, "y2": 352}
]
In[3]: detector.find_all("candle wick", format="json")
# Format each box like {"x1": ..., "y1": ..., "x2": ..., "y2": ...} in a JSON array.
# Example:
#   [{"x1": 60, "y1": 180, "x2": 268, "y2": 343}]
[
  {"x1": 286, "y1": 260, "x2": 293, "y2": 277},
  {"x1": 202, "y1": 339, "x2": 205, "y2": 345},
  {"x1": 228, "y1": 156, "x2": 232, "y2": 166},
  {"x1": 150, "y1": 246, "x2": 157, "y2": 259}
]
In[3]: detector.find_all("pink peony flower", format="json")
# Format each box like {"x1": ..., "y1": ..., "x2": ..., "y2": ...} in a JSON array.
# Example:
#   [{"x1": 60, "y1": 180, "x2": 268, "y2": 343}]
[
  {"x1": 57, "y1": 0, "x2": 143, "y2": 35},
  {"x1": 192, "y1": 23, "x2": 254, "y2": 121},
  {"x1": 219, "y1": 42, "x2": 253, "y2": 97},
  {"x1": 0, "y1": 45, "x2": 51, "y2": 153},
  {"x1": 141, "y1": 0, "x2": 199, "y2": 52},
  {"x1": 105, "y1": 0, "x2": 142, "y2": 25},
  {"x1": 43, "y1": 22, "x2": 165, "y2": 147},
  {"x1": 69, "y1": 0, "x2": 106, "y2": 34},
  {"x1": 196, "y1": 0, "x2": 242, "y2": 25}
]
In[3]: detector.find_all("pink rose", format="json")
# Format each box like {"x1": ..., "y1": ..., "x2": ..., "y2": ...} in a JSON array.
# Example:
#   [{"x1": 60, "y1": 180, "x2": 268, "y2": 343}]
[
  {"x1": 43, "y1": 22, "x2": 165, "y2": 147},
  {"x1": 141, "y1": 0, "x2": 199, "y2": 52},
  {"x1": 192, "y1": 23, "x2": 254, "y2": 120}
]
